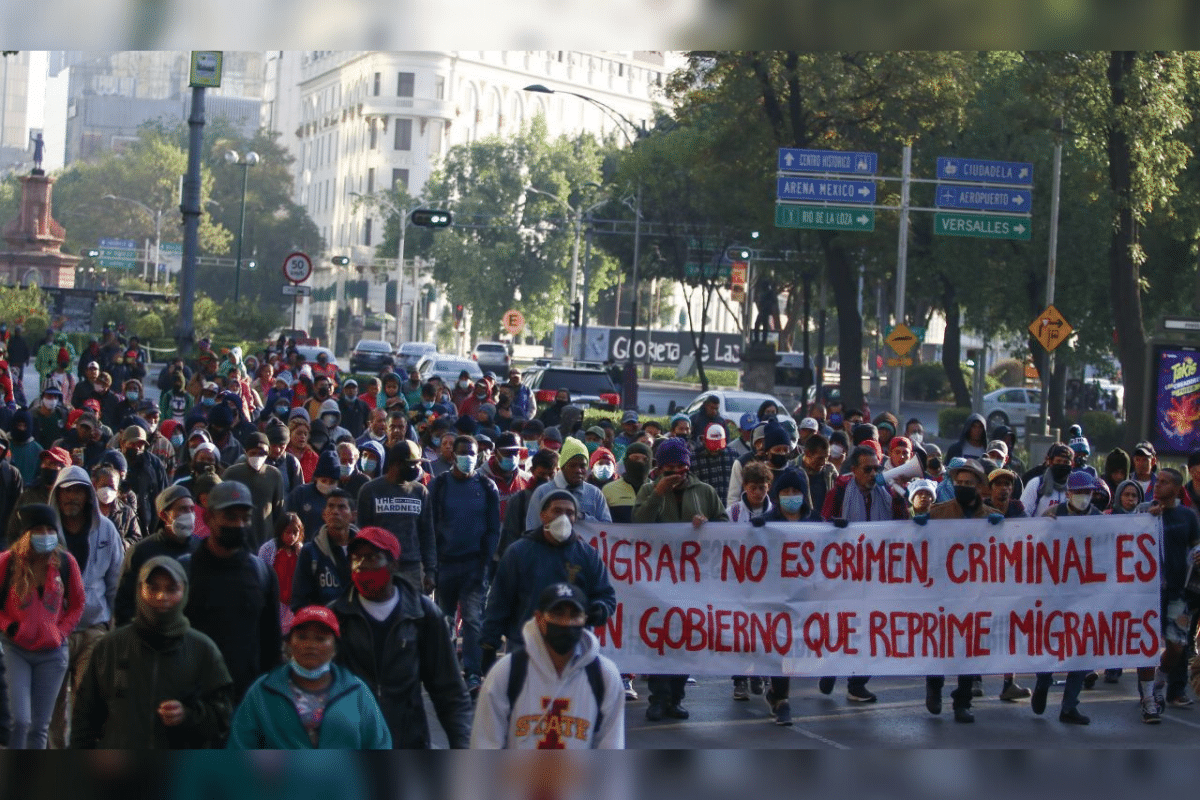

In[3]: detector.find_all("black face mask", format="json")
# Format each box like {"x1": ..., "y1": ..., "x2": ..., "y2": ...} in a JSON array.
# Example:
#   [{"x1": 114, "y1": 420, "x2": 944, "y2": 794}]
[
  {"x1": 215, "y1": 524, "x2": 247, "y2": 550},
  {"x1": 769, "y1": 453, "x2": 790, "y2": 469},
  {"x1": 543, "y1": 622, "x2": 585, "y2": 655},
  {"x1": 397, "y1": 463, "x2": 420, "y2": 482},
  {"x1": 210, "y1": 426, "x2": 228, "y2": 440},
  {"x1": 1050, "y1": 464, "x2": 1071, "y2": 483},
  {"x1": 623, "y1": 460, "x2": 649, "y2": 486},
  {"x1": 10, "y1": 426, "x2": 29, "y2": 444},
  {"x1": 124, "y1": 449, "x2": 142, "y2": 466},
  {"x1": 310, "y1": 435, "x2": 329, "y2": 451},
  {"x1": 39, "y1": 467, "x2": 58, "y2": 486},
  {"x1": 953, "y1": 485, "x2": 978, "y2": 507}
]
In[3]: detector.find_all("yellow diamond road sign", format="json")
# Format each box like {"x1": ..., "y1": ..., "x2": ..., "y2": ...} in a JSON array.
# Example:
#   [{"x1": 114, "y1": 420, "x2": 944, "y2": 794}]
[
  {"x1": 1029, "y1": 305, "x2": 1073, "y2": 352},
  {"x1": 886, "y1": 323, "x2": 918, "y2": 356}
]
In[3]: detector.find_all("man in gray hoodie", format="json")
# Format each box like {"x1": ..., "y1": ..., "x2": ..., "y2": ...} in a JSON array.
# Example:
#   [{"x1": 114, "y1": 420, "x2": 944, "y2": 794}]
[{"x1": 46, "y1": 465, "x2": 124, "y2": 748}]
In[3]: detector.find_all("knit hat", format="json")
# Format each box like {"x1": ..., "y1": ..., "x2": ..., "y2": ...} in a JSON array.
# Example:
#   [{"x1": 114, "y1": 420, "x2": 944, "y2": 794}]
[
  {"x1": 99, "y1": 449, "x2": 128, "y2": 474},
  {"x1": 589, "y1": 446, "x2": 615, "y2": 468},
  {"x1": 624, "y1": 442, "x2": 651, "y2": 462},
  {"x1": 155, "y1": 485, "x2": 193, "y2": 516},
  {"x1": 907, "y1": 478, "x2": 938, "y2": 499},
  {"x1": 769, "y1": 466, "x2": 809, "y2": 499},
  {"x1": 1066, "y1": 471, "x2": 1095, "y2": 492},
  {"x1": 17, "y1": 503, "x2": 59, "y2": 534},
  {"x1": 540, "y1": 489, "x2": 578, "y2": 512},
  {"x1": 351, "y1": 526, "x2": 400, "y2": 561},
  {"x1": 265, "y1": 421, "x2": 290, "y2": 445},
  {"x1": 558, "y1": 436, "x2": 589, "y2": 466},
  {"x1": 542, "y1": 428, "x2": 563, "y2": 444},
  {"x1": 655, "y1": 437, "x2": 691, "y2": 468},
  {"x1": 313, "y1": 449, "x2": 341, "y2": 481},
  {"x1": 1069, "y1": 436, "x2": 1091, "y2": 456},
  {"x1": 762, "y1": 421, "x2": 790, "y2": 452},
  {"x1": 669, "y1": 412, "x2": 690, "y2": 429},
  {"x1": 243, "y1": 431, "x2": 269, "y2": 450}
]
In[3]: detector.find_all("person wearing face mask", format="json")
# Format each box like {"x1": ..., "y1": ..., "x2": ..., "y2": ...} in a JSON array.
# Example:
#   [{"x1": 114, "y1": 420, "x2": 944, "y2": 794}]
[
  {"x1": 525, "y1": 437, "x2": 613, "y2": 531},
  {"x1": 335, "y1": 379, "x2": 370, "y2": 439},
  {"x1": 226, "y1": 604, "x2": 389, "y2": 749},
  {"x1": 0, "y1": 504, "x2": 85, "y2": 749},
  {"x1": 259, "y1": 513, "x2": 305, "y2": 631},
  {"x1": 537, "y1": 388, "x2": 571, "y2": 428},
  {"x1": 222, "y1": 432, "x2": 286, "y2": 551},
  {"x1": 180, "y1": 481, "x2": 282, "y2": 703},
  {"x1": 114, "y1": 485, "x2": 200, "y2": 626},
  {"x1": 54, "y1": 411, "x2": 105, "y2": 472},
  {"x1": 450, "y1": 370, "x2": 476, "y2": 412},
  {"x1": 356, "y1": 441, "x2": 436, "y2": 594},
  {"x1": 586, "y1": 446, "x2": 618, "y2": 491},
  {"x1": 287, "y1": 450, "x2": 345, "y2": 539},
  {"x1": 602, "y1": 442, "x2": 650, "y2": 524},
  {"x1": 482, "y1": 490, "x2": 615, "y2": 667},
  {"x1": 474, "y1": 582, "x2": 623, "y2": 749},
  {"x1": 315, "y1": 399, "x2": 352, "y2": 444},
  {"x1": 429, "y1": 436, "x2": 501, "y2": 697},
  {"x1": 518, "y1": 419, "x2": 546, "y2": 469},
  {"x1": 303, "y1": 377, "x2": 333, "y2": 422},
  {"x1": 6, "y1": 447, "x2": 71, "y2": 542},
  {"x1": 117, "y1": 425, "x2": 170, "y2": 541},
  {"x1": 8, "y1": 408, "x2": 44, "y2": 486},
  {"x1": 113, "y1": 379, "x2": 144, "y2": 425},
  {"x1": 32, "y1": 387, "x2": 67, "y2": 450},
  {"x1": 691, "y1": 422, "x2": 737, "y2": 502},
  {"x1": 633, "y1": 437, "x2": 728, "y2": 722},
  {"x1": 92, "y1": 464, "x2": 141, "y2": 549},
  {"x1": 333, "y1": 441, "x2": 368, "y2": 499},
  {"x1": 1020, "y1": 443, "x2": 1074, "y2": 517},
  {"x1": 286, "y1": 412, "x2": 319, "y2": 483},
  {"x1": 458, "y1": 379, "x2": 492, "y2": 420},
  {"x1": 71, "y1": 556, "x2": 233, "y2": 749},
  {"x1": 328, "y1": 526, "x2": 471, "y2": 748},
  {"x1": 480, "y1": 432, "x2": 531, "y2": 531}
]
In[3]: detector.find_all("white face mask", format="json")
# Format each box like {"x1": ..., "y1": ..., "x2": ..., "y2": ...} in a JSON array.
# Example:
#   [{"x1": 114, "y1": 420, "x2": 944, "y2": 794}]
[
  {"x1": 42, "y1": 397, "x2": 57, "y2": 409},
  {"x1": 95, "y1": 487, "x2": 118, "y2": 505},
  {"x1": 458, "y1": 380, "x2": 470, "y2": 390},
  {"x1": 545, "y1": 513, "x2": 573, "y2": 543},
  {"x1": 247, "y1": 455, "x2": 267, "y2": 471},
  {"x1": 171, "y1": 512, "x2": 195, "y2": 538},
  {"x1": 829, "y1": 444, "x2": 845, "y2": 460},
  {"x1": 592, "y1": 464, "x2": 615, "y2": 481},
  {"x1": 316, "y1": 480, "x2": 336, "y2": 495},
  {"x1": 1068, "y1": 493, "x2": 1092, "y2": 511}
]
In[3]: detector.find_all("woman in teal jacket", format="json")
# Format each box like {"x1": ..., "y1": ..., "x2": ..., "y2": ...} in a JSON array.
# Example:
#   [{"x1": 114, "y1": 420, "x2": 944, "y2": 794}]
[{"x1": 227, "y1": 605, "x2": 391, "y2": 749}]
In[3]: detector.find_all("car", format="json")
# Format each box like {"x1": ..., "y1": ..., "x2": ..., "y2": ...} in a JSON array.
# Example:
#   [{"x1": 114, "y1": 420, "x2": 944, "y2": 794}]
[
  {"x1": 267, "y1": 328, "x2": 318, "y2": 346},
  {"x1": 522, "y1": 365, "x2": 621, "y2": 411},
  {"x1": 415, "y1": 354, "x2": 484, "y2": 386},
  {"x1": 981, "y1": 386, "x2": 1043, "y2": 431},
  {"x1": 472, "y1": 341, "x2": 512, "y2": 375},
  {"x1": 395, "y1": 341, "x2": 438, "y2": 371},
  {"x1": 293, "y1": 345, "x2": 342, "y2": 374},
  {"x1": 680, "y1": 390, "x2": 790, "y2": 426},
  {"x1": 348, "y1": 339, "x2": 395, "y2": 373}
]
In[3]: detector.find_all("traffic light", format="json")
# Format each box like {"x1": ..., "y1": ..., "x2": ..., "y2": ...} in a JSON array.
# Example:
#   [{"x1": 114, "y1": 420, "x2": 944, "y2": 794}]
[
  {"x1": 331, "y1": 256, "x2": 350, "y2": 266},
  {"x1": 726, "y1": 246, "x2": 750, "y2": 260},
  {"x1": 570, "y1": 299, "x2": 581, "y2": 327},
  {"x1": 410, "y1": 209, "x2": 452, "y2": 228},
  {"x1": 247, "y1": 259, "x2": 256, "y2": 270},
  {"x1": 453, "y1": 304, "x2": 464, "y2": 327},
  {"x1": 81, "y1": 248, "x2": 100, "y2": 258}
]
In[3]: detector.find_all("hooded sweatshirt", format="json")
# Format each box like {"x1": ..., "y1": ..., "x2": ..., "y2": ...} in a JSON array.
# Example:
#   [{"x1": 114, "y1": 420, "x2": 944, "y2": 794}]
[
  {"x1": 8, "y1": 408, "x2": 43, "y2": 485},
  {"x1": 1110, "y1": 478, "x2": 1145, "y2": 514},
  {"x1": 70, "y1": 556, "x2": 234, "y2": 749},
  {"x1": 470, "y1": 618, "x2": 624, "y2": 749},
  {"x1": 1103, "y1": 448, "x2": 1132, "y2": 495},
  {"x1": 317, "y1": 399, "x2": 352, "y2": 443},
  {"x1": 945, "y1": 413, "x2": 989, "y2": 461},
  {"x1": 49, "y1": 466, "x2": 124, "y2": 630}
]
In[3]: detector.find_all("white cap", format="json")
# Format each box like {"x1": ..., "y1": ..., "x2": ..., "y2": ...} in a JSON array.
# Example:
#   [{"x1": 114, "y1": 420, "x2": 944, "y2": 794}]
[
  {"x1": 705, "y1": 422, "x2": 727, "y2": 442},
  {"x1": 907, "y1": 478, "x2": 938, "y2": 499},
  {"x1": 799, "y1": 417, "x2": 820, "y2": 432}
]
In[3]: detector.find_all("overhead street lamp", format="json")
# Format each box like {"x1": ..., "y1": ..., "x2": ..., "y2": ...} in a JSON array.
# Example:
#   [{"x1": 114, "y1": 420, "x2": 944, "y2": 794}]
[
  {"x1": 226, "y1": 149, "x2": 260, "y2": 302},
  {"x1": 524, "y1": 84, "x2": 647, "y2": 409},
  {"x1": 102, "y1": 193, "x2": 163, "y2": 288}
]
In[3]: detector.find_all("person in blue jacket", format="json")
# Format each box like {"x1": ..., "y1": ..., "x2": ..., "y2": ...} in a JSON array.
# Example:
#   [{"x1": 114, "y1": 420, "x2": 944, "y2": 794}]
[{"x1": 227, "y1": 605, "x2": 391, "y2": 749}]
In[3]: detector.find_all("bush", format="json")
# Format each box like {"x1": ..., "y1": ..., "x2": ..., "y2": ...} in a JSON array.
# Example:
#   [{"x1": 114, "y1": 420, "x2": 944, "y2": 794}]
[
  {"x1": 990, "y1": 358, "x2": 1026, "y2": 387},
  {"x1": 132, "y1": 312, "x2": 165, "y2": 341},
  {"x1": 905, "y1": 362, "x2": 950, "y2": 401},
  {"x1": 1079, "y1": 411, "x2": 1120, "y2": 453},
  {"x1": 648, "y1": 366, "x2": 738, "y2": 387},
  {"x1": 938, "y1": 406, "x2": 972, "y2": 439}
]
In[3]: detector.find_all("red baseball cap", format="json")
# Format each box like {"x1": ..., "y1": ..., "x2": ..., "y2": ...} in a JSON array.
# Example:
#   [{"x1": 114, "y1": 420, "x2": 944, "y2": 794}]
[
  {"x1": 41, "y1": 447, "x2": 72, "y2": 468},
  {"x1": 351, "y1": 526, "x2": 401, "y2": 561},
  {"x1": 289, "y1": 605, "x2": 341, "y2": 638}
]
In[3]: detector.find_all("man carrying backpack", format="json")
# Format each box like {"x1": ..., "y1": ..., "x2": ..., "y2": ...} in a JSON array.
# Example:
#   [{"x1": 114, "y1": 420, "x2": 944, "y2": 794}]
[{"x1": 471, "y1": 582, "x2": 623, "y2": 749}]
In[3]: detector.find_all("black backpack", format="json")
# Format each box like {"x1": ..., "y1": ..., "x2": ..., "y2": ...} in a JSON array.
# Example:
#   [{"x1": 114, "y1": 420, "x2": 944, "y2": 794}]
[{"x1": 505, "y1": 648, "x2": 607, "y2": 739}]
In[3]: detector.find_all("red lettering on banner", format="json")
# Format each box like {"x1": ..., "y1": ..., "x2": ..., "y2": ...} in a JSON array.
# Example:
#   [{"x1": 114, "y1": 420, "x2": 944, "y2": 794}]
[
  {"x1": 816, "y1": 536, "x2": 929, "y2": 584},
  {"x1": 946, "y1": 535, "x2": 1111, "y2": 585},
  {"x1": 802, "y1": 611, "x2": 859, "y2": 657},
  {"x1": 635, "y1": 541, "x2": 652, "y2": 580},
  {"x1": 1008, "y1": 603, "x2": 1161, "y2": 658},
  {"x1": 593, "y1": 602, "x2": 623, "y2": 648},
  {"x1": 721, "y1": 544, "x2": 768, "y2": 583},
  {"x1": 680, "y1": 541, "x2": 701, "y2": 581},
  {"x1": 780, "y1": 540, "x2": 815, "y2": 578},
  {"x1": 733, "y1": 610, "x2": 750, "y2": 651},
  {"x1": 1136, "y1": 534, "x2": 1157, "y2": 581},
  {"x1": 1116, "y1": 535, "x2": 1136, "y2": 582},
  {"x1": 867, "y1": 609, "x2": 992, "y2": 658},
  {"x1": 639, "y1": 605, "x2": 793, "y2": 655}
]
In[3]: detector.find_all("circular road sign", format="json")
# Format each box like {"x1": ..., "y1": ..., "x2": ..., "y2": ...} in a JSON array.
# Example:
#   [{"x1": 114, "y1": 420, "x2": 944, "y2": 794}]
[
  {"x1": 282, "y1": 252, "x2": 313, "y2": 283},
  {"x1": 503, "y1": 309, "x2": 525, "y2": 336}
]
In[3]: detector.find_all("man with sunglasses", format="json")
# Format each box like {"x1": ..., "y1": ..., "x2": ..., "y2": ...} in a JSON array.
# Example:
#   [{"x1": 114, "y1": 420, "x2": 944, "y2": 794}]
[{"x1": 819, "y1": 444, "x2": 910, "y2": 703}]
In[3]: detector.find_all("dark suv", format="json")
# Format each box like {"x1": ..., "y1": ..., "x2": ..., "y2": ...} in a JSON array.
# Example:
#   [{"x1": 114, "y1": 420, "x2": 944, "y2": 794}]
[
  {"x1": 349, "y1": 339, "x2": 395, "y2": 373},
  {"x1": 523, "y1": 365, "x2": 621, "y2": 411}
]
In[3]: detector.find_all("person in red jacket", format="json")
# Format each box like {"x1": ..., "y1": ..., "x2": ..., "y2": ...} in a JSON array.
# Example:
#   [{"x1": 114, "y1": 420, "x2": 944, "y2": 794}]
[{"x1": 0, "y1": 503, "x2": 85, "y2": 748}]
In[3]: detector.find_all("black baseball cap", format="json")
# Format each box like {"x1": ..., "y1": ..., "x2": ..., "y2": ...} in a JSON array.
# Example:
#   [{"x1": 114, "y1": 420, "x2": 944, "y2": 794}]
[{"x1": 536, "y1": 582, "x2": 587, "y2": 614}]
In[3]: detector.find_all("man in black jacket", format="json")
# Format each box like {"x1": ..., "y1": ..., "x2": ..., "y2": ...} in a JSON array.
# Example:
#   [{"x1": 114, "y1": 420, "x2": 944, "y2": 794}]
[
  {"x1": 330, "y1": 525, "x2": 472, "y2": 748},
  {"x1": 181, "y1": 481, "x2": 282, "y2": 702},
  {"x1": 119, "y1": 425, "x2": 169, "y2": 539},
  {"x1": 114, "y1": 485, "x2": 199, "y2": 625}
]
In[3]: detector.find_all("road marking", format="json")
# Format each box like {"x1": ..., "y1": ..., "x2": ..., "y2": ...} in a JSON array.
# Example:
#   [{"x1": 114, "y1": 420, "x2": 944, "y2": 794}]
[
  {"x1": 1161, "y1": 712, "x2": 1200, "y2": 731},
  {"x1": 789, "y1": 724, "x2": 850, "y2": 749}
]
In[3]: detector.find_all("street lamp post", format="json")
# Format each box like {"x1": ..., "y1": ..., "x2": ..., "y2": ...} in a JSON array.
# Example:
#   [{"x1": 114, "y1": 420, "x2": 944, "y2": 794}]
[
  {"x1": 523, "y1": 85, "x2": 646, "y2": 408},
  {"x1": 226, "y1": 150, "x2": 260, "y2": 302},
  {"x1": 102, "y1": 194, "x2": 163, "y2": 288}
]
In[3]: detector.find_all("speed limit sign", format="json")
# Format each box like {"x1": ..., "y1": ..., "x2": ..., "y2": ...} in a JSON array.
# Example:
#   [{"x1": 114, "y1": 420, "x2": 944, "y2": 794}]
[{"x1": 282, "y1": 252, "x2": 313, "y2": 283}]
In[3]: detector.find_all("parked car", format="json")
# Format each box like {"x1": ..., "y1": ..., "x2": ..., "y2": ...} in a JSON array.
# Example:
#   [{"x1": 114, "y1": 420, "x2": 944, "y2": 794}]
[
  {"x1": 415, "y1": 354, "x2": 483, "y2": 386},
  {"x1": 267, "y1": 328, "x2": 318, "y2": 346},
  {"x1": 680, "y1": 390, "x2": 790, "y2": 426},
  {"x1": 395, "y1": 341, "x2": 438, "y2": 371},
  {"x1": 472, "y1": 341, "x2": 512, "y2": 374},
  {"x1": 348, "y1": 339, "x2": 395, "y2": 373},
  {"x1": 522, "y1": 365, "x2": 621, "y2": 411},
  {"x1": 981, "y1": 386, "x2": 1043, "y2": 431}
]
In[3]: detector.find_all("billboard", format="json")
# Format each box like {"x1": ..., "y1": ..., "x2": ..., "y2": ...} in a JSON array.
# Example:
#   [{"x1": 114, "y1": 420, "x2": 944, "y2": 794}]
[{"x1": 1149, "y1": 343, "x2": 1200, "y2": 456}]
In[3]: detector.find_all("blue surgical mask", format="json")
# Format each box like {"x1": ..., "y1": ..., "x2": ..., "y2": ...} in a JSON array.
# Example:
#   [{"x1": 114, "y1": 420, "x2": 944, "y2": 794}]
[
  {"x1": 455, "y1": 454, "x2": 476, "y2": 473},
  {"x1": 360, "y1": 457, "x2": 378, "y2": 474},
  {"x1": 498, "y1": 455, "x2": 517, "y2": 472},
  {"x1": 31, "y1": 533, "x2": 58, "y2": 554},
  {"x1": 524, "y1": 440, "x2": 540, "y2": 456},
  {"x1": 201, "y1": 397, "x2": 215, "y2": 407},
  {"x1": 170, "y1": 434, "x2": 184, "y2": 448},
  {"x1": 126, "y1": 391, "x2": 139, "y2": 401},
  {"x1": 779, "y1": 495, "x2": 806, "y2": 515},
  {"x1": 275, "y1": 403, "x2": 290, "y2": 415},
  {"x1": 289, "y1": 658, "x2": 331, "y2": 680},
  {"x1": 338, "y1": 463, "x2": 353, "y2": 478}
]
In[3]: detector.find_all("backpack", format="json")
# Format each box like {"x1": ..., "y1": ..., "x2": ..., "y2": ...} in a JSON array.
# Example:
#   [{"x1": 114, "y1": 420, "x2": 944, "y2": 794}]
[{"x1": 505, "y1": 647, "x2": 606, "y2": 740}]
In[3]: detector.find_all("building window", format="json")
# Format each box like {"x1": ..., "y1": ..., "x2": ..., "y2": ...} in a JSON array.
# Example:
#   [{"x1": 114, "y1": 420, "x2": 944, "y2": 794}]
[
  {"x1": 394, "y1": 118, "x2": 412, "y2": 150},
  {"x1": 369, "y1": 122, "x2": 376, "y2": 149},
  {"x1": 373, "y1": 72, "x2": 381, "y2": 96},
  {"x1": 364, "y1": 218, "x2": 372, "y2": 246},
  {"x1": 393, "y1": 169, "x2": 408, "y2": 191},
  {"x1": 367, "y1": 168, "x2": 374, "y2": 194},
  {"x1": 435, "y1": 77, "x2": 445, "y2": 100},
  {"x1": 397, "y1": 72, "x2": 414, "y2": 97}
]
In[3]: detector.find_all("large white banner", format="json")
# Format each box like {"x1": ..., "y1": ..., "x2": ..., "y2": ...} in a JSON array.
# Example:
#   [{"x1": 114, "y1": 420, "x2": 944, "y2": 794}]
[{"x1": 577, "y1": 515, "x2": 1163, "y2": 676}]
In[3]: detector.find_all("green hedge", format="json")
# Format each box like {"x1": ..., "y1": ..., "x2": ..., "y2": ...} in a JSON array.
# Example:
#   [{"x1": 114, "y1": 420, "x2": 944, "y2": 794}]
[
  {"x1": 1079, "y1": 411, "x2": 1121, "y2": 453},
  {"x1": 938, "y1": 406, "x2": 972, "y2": 439}
]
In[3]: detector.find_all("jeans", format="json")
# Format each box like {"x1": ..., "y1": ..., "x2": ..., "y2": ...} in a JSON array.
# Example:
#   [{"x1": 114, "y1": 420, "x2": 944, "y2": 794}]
[
  {"x1": 1035, "y1": 670, "x2": 1086, "y2": 713},
  {"x1": 435, "y1": 561, "x2": 485, "y2": 677},
  {"x1": 49, "y1": 624, "x2": 107, "y2": 749},
  {"x1": 3, "y1": 640, "x2": 68, "y2": 749},
  {"x1": 926, "y1": 674, "x2": 976, "y2": 709},
  {"x1": 647, "y1": 674, "x2": 689, "y2": 706}
]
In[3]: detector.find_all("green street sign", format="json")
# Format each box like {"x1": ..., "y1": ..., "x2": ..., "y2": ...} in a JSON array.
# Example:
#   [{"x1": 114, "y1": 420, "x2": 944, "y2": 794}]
[
  {"x1": 685, "y1": 263, "x2": 731, "y2": 279},
  {"x1": 98, "y1": 247, "x2": 137, "y2": 260},
  {"x1": 775, "y1": 203, "x2": 875, "y2": 232},
  {"x1": 935, "y1": 212, "x2": 1031, "y2": 240},
  {"x1": 98, "y1": 258, "x2": 136, "y2": 269}
]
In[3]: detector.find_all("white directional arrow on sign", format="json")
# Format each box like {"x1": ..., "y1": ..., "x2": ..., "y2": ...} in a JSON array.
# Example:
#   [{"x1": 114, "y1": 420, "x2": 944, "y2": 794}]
[
  {"x1": 856, "y1": 214, "x2": 870, "y2": 225},
  {"x1": 784, "y1": 152, "x2": 794, "y2": 166},
  {"x1": 1012, "y1": 195, "x2": 1024, "y2": 206},
  {"x1": 1019, "y1": 167, "x2": 1030, "y2": 179},
  {"x1": 857, "y1": 186, "x2": 871, "y2": 196},
  {"x1": 1013, "y1": 224, "x2": 1027, "y2": 235}
]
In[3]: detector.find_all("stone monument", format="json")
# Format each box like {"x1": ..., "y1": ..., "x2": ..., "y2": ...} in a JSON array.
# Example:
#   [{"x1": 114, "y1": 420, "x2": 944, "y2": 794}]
[{"x1": 0, "y1": 167, "x2": 78, "y2": 289}]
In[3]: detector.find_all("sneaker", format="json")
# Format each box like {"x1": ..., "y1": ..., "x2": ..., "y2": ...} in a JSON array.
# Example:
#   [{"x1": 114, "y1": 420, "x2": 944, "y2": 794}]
[
  {"x1": 1031, "y1": 683, "x2": 1048, "y2": 715},
  {"x1": 665, "y1": 703, "x2": 690, "y2": 719},
  {"x1": 953, "y1": 707, "x2": 974, "y2": 724},
  {"x1": 1000, "y1": 681, "x2": 1032, "y2": 702},
  {"x1": 971, "y1": 678, "x2": 983, "y2": 697},
  {"x1": 733, "y1": 678, "x2": 750, "y2": 701},
  {"x1": 1168, "y1": 695, "x2": 1194, "y2": 708},
  {"x1": 847, "y1": 686, "x2": 877, "y2": 703},
  {"x1": 646, "y1": 703, "x2": 665, "y2": 722},
  {"x1": 1103, "y1": 669, "x2": 1122, "y2": 684},
  {"x1": 1083, "y1": 671, "x2": 1098, "y2": 690},
  {"x1": 750, "y1": 677, "x2": 764, "y2": 695},
  {"x1": 1154, "y1": 691, "x2": 1166, "y2": 714},
  {"x1": 818, "y1": 676, "x2": 835, "y2": 695},
  {"x1": 1059, "y1": 708, "x2": 1090, "y2": 725},
  {"x1": 623, "y1": 677, "x2": 639, "y2": 701},
  {"x1": 1142, "y1": 696, "x2": 1161, "y2": 724},
  {"x1": 772, "y1": 699, "x2": 793, "y2": 726},
  {"x1": 685, "y1": 677, "x2": 697, "y2": 685}
]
